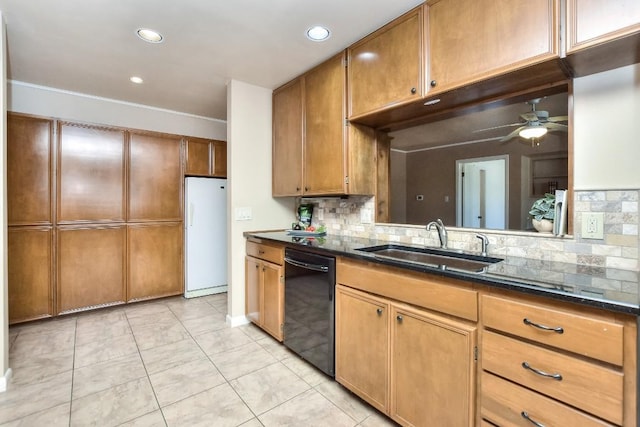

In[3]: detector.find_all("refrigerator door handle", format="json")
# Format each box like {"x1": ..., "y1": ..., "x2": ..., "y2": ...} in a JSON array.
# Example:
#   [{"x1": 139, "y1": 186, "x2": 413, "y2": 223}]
[{"x1": 189, "y1": 202, "x2": 195, "y2": 226}]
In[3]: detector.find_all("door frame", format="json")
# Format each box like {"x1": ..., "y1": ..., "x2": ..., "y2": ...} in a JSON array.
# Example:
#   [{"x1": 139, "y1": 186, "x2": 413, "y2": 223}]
[{"x1": 455, "y1": 155, "x2": 509, "y2": 229}]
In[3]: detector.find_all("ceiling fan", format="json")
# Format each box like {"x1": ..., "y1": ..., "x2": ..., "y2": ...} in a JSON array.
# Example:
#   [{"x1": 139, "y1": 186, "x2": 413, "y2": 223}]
[{"x1": 474, "y1": 98, "x2": 568, "y2": 145}]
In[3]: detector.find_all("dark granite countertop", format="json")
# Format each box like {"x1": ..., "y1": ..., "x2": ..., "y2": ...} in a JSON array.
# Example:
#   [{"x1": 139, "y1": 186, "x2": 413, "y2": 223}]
[{"x1": 246, "y1": 231, "x2": 640, "y2": 316}]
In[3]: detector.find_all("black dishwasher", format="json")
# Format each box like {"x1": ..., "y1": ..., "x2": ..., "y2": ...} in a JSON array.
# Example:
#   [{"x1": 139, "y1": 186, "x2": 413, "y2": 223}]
[{"x1": 283, "y1": 248, "x2": 336, "y2": 377}]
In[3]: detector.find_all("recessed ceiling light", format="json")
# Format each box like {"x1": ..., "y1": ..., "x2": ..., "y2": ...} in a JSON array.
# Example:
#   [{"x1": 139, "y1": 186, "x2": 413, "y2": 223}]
[
  {"x1": 136, "y1": 28, "x2": 163, "y2": 43},
  {"x1": 306, "y1": 26, "x2": 330, "y2": 42},
  {"x1": 130, "y1": 76, "x2": 144, "y2": 84}
]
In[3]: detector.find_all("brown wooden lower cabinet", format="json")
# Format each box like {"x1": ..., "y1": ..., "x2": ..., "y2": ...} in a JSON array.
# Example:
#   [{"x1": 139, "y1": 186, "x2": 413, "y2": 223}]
[
  {"x1": 336, "y1": 284, "x2": 477, "y2": 427},
  {"x1": 57, "y1": 225, "x2": 126, "y2": 314},
  {"x1": 127, "y1": 222, "x2": 183, "y2": 301},
  {"x1": 8, "y1": 227, "x2": 54, "y2": 323}
]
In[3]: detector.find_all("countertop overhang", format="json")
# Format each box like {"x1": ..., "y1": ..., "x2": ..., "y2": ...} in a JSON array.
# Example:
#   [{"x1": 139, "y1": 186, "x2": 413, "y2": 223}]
[{"x1": 246, "y1": 231, "x2": 640, "y2": 316}]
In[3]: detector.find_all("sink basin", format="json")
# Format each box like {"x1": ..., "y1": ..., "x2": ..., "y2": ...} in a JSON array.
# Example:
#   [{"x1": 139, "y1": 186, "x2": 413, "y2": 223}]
[{"x1": 356, "y1": 244, "x2": 503, "y2": 273}]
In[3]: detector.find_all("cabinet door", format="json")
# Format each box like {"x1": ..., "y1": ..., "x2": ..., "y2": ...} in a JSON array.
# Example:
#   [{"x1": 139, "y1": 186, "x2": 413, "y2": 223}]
[
  {"x1": 212, "y1": 140, "x2": 227, "y2": 177},
  {"x1": 272, "y1": 78, "x2": 303, "y2": 196},
  {"x1": 391, "y1": 305, "x2": 477, "y2": 427},
  {"x1": 8, "y1": 227, "x2": 53, "y2": 323},
  {"x1": 336, "y1": 286, "x2": 389, "y2": 413},
  {"x1": 58, "y1": 226, "x2": 126, "y2": 313},
  {"x1": 7, "y1": 114, "x2": 53, "y2": 226},
  {"x1": 129, "y1": 132, "x2": 182, "y2": 222},
  {"x1": 348, "y1": 7, "x2": 423, "y2": 118},
  {"x1": 426, "y1": 0, "x2": 558, "y2": 94},
  {"x1": 304, "y1": 53, "x2": 347, "y2": 195},
  {"x1": 58, "y1": 123, "x2": 126, "y2": 223},
  {"x1": 567, "y1": 0, "x2": 640, "y2": 52},
  {"x1": 128, "y1": 222, "x2": 183, "y2": 301},
  {"x1": 261, "y1": 261, "x2": 283, "y2": 341},
  {"x1": 185, "y1": 138, "x2": 211, "y2": 176},
  {"x1": 245, "y1": 256, "x2": 261, "y2": 325}
]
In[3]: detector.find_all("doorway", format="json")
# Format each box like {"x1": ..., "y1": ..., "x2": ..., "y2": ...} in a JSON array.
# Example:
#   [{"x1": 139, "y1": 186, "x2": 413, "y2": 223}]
[{"x1": 456, "y1": 156, "x2": 508, "y2": 229}]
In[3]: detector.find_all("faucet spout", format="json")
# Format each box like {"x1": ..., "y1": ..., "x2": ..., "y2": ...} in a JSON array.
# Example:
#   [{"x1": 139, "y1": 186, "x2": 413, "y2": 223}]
[
  {"x1": 426, "y1": 218, "x2": 448, "y2": 249},
  {"x1": 476, "y1": 233, "x2": 489, "y2": 256}
]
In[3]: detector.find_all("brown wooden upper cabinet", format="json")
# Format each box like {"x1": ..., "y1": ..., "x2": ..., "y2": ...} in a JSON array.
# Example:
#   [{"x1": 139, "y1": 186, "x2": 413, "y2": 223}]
[
  {"x1": 272, "y1": 78, "x2": 304, "y2": 196},
  {"x1": 273, "y1": 53, "x2": 376, "y2": 197},
  {"x1": 425, "y1": 0, "x2": 559, "y2": 96},
  {"x1": 7, "y1": 114, "x2": 53, "y2": 226},
  {"x1": 58, "y1": 122, "x2": 126, "y2": 224},
  {"x1": 185, "y1": 137, "x2": 227, "y2": 178},
  {"x1": 565, "y1": 0, "x2": 640, "y2": 76},
  {"x1": 347, "y1": 6, "x2": 423, "y2": 119},
  {"x1": 129, "y1": 131, "x2": 182, "y2": 222}
]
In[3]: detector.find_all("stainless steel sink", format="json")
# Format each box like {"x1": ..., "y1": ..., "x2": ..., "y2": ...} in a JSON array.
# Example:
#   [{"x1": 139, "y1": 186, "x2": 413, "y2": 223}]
[{"x1": 356, "y1": 244, "x2": 503, "y2": 273}]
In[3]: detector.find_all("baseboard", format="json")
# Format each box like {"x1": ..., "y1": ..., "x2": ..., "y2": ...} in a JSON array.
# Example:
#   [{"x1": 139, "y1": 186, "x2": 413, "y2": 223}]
[
  {"x1": 0, "y1": 368, "x2": 13, "y2": 393},
  {"x1": 184, "y1": 285, "x2": 228, "y2": 299},
  {"x1": 226, "y1": 314, "x2": 250, "y2": 327}
]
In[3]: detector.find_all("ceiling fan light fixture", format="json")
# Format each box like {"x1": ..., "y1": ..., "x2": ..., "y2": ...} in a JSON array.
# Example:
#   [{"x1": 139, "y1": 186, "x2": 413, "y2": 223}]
[{"x1": 519, "y1": 125, "x2": 547, "y2": 139}]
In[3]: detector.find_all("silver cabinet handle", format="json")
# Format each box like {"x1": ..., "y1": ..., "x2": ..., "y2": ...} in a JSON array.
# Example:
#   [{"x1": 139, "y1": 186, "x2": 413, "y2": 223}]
[
  {"x1": 376, "y1": 308, "x2": 383, "y2": 316},
  {"x1": 521, "y1": 411, "x2": 545, "y2": 427},
  {"x1": 522, "y1": 362, "x2": 563, "y2": 381},
  {"x1": 523, "y1": 318, "x2": 564, "y2": 334},
  {"x1": 396, "y1": 315, "x2": 403, "y2": 322}
]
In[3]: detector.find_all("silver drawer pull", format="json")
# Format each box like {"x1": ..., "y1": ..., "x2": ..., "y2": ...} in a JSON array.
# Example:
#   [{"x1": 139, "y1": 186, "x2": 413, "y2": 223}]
[
  {"x1": 522, "y1": 362, "x2": 563, "y2": 381},
  {"x1": 523, "y1": 318, "x2": 564, "y2": 334},
  {"x1": 521, "y1": 411, "x2": 545, "y2": 427}
]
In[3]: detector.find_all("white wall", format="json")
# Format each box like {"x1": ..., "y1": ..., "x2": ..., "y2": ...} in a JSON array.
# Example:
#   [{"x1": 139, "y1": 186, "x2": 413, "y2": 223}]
[
  {"x1": 226, "y1": 80, "x2": 295, "y2": 324},
  {"x1": 8, "y1": 81, "x2": 227, "y2": 140},
  {"x1": 573, "y1": 63, "x2": 640, "y2": 189},
  {"x1": 0, "y1": 13, "x2": 10, "y2": 392}
]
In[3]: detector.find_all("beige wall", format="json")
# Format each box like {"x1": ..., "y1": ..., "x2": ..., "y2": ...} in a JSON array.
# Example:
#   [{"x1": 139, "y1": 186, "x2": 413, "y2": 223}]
[
  {"x1": 574, "y1": 63, "x2": 640, "y2": 189},
  {"x1": 226, "y1": 80, "x2": 294, "y2": 324},
  {"x1": 8, "y1": 81, "x2": 227, "y2": 140}
]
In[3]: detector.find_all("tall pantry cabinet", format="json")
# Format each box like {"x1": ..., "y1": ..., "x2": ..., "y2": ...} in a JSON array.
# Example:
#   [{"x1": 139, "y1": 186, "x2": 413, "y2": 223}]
[
  {"x1": 7, "y1": 114, "x2": 184, "y2": 323},
  {"x1": 7, "y1": 115, "x2": 54, "y2": 322}
]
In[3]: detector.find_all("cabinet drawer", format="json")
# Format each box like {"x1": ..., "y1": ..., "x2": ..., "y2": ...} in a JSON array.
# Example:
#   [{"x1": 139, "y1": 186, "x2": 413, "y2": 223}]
[
  {"x1": 482, "y1": 372, "x2": 615, "y2": 427},
  {"x1": 246, "y1": 241, "x2": 283, "y2": 265},
  {"x1": 337, "y1": 258, "x2": 478, "y2": 321},
  {"x1": 482, "y1": 294, "x2": 623, "y2": 365},
  {"x1": 483, "y1": 331, "x2": 623, "y2": 424}
]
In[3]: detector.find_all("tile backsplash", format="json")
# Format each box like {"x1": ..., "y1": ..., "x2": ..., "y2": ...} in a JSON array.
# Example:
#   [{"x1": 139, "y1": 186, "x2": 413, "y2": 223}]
[{"x1": 300, "y1": 190, "x2": 639, "y2": 271}]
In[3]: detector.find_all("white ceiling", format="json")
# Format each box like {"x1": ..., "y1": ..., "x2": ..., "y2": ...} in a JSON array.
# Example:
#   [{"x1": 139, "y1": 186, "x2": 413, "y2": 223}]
[{"x1": 0, "y1": 0, "x2": 424, "y2": 121}]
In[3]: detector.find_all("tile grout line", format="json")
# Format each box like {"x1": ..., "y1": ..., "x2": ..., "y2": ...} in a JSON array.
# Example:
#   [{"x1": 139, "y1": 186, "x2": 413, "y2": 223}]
[{"x1": 124, "y1": 304, "x2": 170, "y2": 427}]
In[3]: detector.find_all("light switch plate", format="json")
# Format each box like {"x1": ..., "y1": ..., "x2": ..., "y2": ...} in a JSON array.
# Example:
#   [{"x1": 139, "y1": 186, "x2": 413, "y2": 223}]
[
  {"x1": 234, "y1": 207, "x2": 252, "y2": 221},
  {"x1": 581, "y1": 212, "x2": 604, "y2": 239}
]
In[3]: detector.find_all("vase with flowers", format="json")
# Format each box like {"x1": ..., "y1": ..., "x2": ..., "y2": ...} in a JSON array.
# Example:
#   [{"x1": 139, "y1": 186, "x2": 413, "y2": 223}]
[{"x1": 529, "y1": 193, "x2": 555, "y2": 233}]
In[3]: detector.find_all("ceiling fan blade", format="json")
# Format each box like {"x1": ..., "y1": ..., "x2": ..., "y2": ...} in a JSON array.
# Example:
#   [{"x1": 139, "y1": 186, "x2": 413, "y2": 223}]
[
  {"x1": 545, "y1": 122, "x2": 568, "y2": 132},
  {"x1": 473, "y1": 122, "x2": 526, "y2": 133},
  {"x1": 499, "y1": 126, "x2": 526, "y2": 142},
  {"x1": 520, "y1": 112, "x2": 539, "y2": 122},
  {"x1": 547, "y1": 115, "x2": 569, "y2": 123}
]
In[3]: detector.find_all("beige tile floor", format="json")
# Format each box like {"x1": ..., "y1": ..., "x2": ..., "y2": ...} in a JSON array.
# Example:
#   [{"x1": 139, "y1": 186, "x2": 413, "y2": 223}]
[{"x1": 3, "y1": 293, "x2": 398, "y2": 426}]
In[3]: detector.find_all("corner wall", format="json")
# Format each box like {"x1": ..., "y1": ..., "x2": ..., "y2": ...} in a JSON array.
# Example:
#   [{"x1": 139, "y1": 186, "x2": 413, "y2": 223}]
[
  {"x1": 1, "y1": 12, "x2": 11, "y2": 392},
  {"x1": 226, "y1": 80, "x2": 294, "y2": 324}
]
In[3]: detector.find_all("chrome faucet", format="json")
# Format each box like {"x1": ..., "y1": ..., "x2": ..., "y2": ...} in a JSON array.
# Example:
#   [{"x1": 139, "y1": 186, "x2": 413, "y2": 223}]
[
  {"x1": 476, "y1": 233, "x2": 489, "y2": 256},
  {"x1": 426, "y1": 219, "x2": 448, "y2": 249}
]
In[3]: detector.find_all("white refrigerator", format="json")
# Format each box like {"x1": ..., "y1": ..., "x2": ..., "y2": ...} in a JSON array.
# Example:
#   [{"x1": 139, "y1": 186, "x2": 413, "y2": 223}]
[{"x1": 184, "y1": 177, "x2": 227, "y2": 298}]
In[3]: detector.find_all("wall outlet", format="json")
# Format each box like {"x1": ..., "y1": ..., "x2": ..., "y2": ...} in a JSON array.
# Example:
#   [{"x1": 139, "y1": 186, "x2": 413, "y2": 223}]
[
  {"x1": 581, "y1": 212, "x2": 604, "y2": 239},
  {"x1": 234, "y1": 207, "x2": 252, "y2": 221}
]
